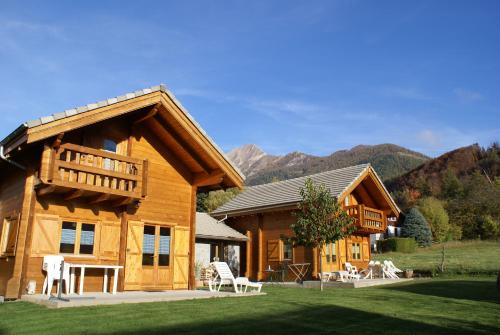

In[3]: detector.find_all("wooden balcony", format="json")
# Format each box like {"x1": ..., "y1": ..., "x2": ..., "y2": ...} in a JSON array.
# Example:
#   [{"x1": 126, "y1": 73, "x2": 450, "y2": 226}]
[
  {"x1": 38, "y1": 143, "x2": 148, "y2": 204},
  {"x1": 345, "y1": 205, "x2": 386, "y2": 233}
]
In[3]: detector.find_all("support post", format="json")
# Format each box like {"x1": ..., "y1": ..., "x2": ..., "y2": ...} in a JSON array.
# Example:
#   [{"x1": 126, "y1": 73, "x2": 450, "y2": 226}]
[{"x1": 257, "y1": 215, "x2": 263, "y2": 281}]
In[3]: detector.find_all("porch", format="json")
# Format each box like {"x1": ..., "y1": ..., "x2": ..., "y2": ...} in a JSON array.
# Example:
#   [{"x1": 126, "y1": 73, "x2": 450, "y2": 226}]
[{"x1": 21, "y1": 289, "x2": 265, "y2": 309}]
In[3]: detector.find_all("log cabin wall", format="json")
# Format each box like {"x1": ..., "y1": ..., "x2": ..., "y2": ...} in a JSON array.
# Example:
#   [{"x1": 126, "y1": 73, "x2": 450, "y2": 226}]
[
  {"x1": 19, "y1": 117, "x2": 194, "y2": 295},
  {"x1": 0, "y1": 166, "x2": 26, "y2": 296},
  {"x1": 227, "y1": 192, "x2": 374, "y2": 281}
]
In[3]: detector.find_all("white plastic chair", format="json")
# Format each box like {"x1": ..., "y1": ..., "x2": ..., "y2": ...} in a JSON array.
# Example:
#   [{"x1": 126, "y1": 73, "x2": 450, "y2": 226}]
[
  {"x1": 209, "y1": 262, "x2": 262, "y2": 293},
  {"x1": 42, "y1": 255, "x2": 70, "y2": 296},
  {"x1": 382, "y1": 260, "x2": 399, "y2": 279},
  {"x1": 360, "y1": 261, "x2": 375, "y2": 279},
  {"x1": 344, "y1": 262, "x2": 360, "y2": 280}
]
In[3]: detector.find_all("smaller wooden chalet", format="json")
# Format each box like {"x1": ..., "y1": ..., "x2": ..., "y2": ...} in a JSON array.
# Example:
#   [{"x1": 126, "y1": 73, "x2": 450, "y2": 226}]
[
  {"x1": 195, "y1": 212, "x2": 247, "y2": 275},
  {"x1": 211, "y1": 164, "x2": 400, "y2": 281},
  {"x1": 0, "y1": 85, "x2": 244, "y2": 299}
]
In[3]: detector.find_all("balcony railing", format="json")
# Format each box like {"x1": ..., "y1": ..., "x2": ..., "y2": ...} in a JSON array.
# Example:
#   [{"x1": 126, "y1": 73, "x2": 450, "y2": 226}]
[
  {"x1": 345, "y1": 204, "x2": 386, "y2": 232},
  {"x1": 39, "y1": 143, "x2": 147, "y2": 199}
]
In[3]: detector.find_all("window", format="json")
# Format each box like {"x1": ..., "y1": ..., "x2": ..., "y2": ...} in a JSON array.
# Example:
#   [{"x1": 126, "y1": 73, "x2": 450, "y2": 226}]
[
  {"x1": 103, "y1": 139, "x2": 117, "y2": 153},
  {"x1": 283, "y1": 241, "x2": 293, "y2": 261},
  {"x1": 59, "y1": 221, "x2": 95, "y2": 255},
  {"x1": 142, "y1": 225, "x2": 155, "y2": 266},
  {"x1": 158, "y1": 227, "x2": 171, "y2": 266},
  {"x1": 325, "y1": 242, "x2": 337, "y2": 263},
  {"x1": 0, "y1": 216, "x2": 19, "y2": 256},
  {"x1": 352, "y1": 242, "x2": 361, "y2": 260},
  {"x1": 79, "y1": 224, "x2": 95, "y2": 255}
]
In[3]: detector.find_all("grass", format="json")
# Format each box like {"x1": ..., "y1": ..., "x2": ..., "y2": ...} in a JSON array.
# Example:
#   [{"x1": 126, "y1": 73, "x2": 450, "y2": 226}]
[
  {"x1": 0, "y1": 277, "x2": 499, "y2": 334},
  {"x1": 373, "y1": 240, "x2": 500, "y2": 275}
]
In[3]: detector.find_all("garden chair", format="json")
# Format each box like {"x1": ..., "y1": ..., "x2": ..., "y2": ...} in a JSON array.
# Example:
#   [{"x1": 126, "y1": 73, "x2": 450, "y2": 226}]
[
  {"x1": 360, "y1": 261, "x2": 375, "y2": 279},
  {"x1": 209, "y1": 262, "x2": 262, "y2": 293},
  {"x1": 42, "y1": 255, "x2": 70, "y2": 296},
  {"x1": 319, "y1": 272, "x2": 333, "y2": 282},
  {"x1": 382, "y1": 260, "x2": 399, "y2": 279},
  {"x1": 344, "y1": 262, "x2": 360, "y2": 280},
  {"x1": 387, "y1": 260, "x2": 403, "y2": 273}
]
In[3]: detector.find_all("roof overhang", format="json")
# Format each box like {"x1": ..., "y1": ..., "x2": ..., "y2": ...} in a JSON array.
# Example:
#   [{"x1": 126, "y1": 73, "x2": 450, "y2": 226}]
[
  {"x1": 1, "y1": 85, "x2": 245, "y2": 189},
  {"x1": 196, "y1": 234, "x2": 248, "y2": 242}
]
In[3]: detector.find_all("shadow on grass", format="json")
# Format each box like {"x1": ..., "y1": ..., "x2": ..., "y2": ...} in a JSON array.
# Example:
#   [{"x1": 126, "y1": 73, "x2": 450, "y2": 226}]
[
  {"x1": 383, "y1": 280, "x2": 500, "y2": 304},
  {"x1": 99, "y1": 304, "x2": 496, "y2": 335}
]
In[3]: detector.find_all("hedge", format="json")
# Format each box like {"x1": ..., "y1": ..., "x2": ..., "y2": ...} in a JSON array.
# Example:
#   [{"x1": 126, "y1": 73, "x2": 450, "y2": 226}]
[{"x1": 377, "y1": 237, "x2": 417, "y2": 253}]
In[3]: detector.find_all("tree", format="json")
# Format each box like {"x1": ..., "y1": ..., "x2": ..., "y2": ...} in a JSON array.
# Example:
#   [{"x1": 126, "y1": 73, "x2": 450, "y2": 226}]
[
  {"x1": 290, "y1": 178, "x2": 355, "y2": 291},
  {"x1": 417, "y1": 197, "x2": 452, "y2": 242},
  {"x1": 400, "y1": 208, "x2": 432, "y2": 247},
  {"x1": 204, "y1": 188, "x2": 241, "y2": 213},
  {"x1": 196, "y1": 192, "x2": 208, "y2": 212},
  {"x1": 441, "y1": 169, "x2": 463, "y2": 199}
]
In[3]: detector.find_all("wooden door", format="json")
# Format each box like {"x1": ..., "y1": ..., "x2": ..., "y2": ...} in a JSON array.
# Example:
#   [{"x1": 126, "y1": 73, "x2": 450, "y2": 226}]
[
  {"x1": 124, "y1": 221, "x2": 143, "y2": 290},
  {"x1": 141, "y1": 224, "x2": 173, "y2": 289},
  {"x1": 173, "y1": 226, "x2": 190, "y2": 289}
]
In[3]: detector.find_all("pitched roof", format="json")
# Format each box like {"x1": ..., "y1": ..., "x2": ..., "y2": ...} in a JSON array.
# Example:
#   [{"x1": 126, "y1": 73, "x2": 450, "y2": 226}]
[
  {"x1": 0, "y1": 84, "x2": 244, "y2": 181},
  {"x1": 196, "y1": 212, "x2": 248, "y2": 241},
  {"x1": 212, "y1": 164, "x2": 372, "y2": 216}
]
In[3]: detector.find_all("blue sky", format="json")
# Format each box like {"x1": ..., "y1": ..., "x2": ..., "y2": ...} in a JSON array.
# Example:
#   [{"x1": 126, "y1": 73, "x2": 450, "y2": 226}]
[{"x1": 0, "y1": 0, "x2": 498, "y2": 157}]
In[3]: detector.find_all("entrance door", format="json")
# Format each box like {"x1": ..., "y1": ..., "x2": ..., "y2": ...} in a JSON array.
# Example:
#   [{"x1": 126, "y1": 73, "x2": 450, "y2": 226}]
[
  {"x1": 142, "y1": 224, "x2": 172, "y2": 290},
  {"x1": 124, "y1": 221, "x2": 172, "y2": 290}
]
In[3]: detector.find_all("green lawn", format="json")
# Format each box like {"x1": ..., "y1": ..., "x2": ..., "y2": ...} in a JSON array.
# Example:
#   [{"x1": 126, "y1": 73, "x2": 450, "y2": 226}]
[
  {"x1": 373, "y1": 240, "x2": 500, "y2": 275},
  {"x1": 1, "y1": 278, "x2": 499, "y2": 335}
]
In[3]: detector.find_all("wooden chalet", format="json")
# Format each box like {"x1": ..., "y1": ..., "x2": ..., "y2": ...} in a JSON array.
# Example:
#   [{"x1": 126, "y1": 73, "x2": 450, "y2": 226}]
[
  {"x1": 211, "y1": 164, "x2": 400, "y2": 281},
  {"x1": 0, "y1": 85, "x2": 244, "y2": 299}
]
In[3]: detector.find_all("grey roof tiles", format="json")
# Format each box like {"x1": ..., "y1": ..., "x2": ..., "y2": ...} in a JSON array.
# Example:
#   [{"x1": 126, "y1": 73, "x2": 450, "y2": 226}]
[
  {"x1": 196, "y1": 212, "x2": 248, "y2": 241},
  {"x1": 212, "y1": 164, "x2": 371, "y2": 216}
]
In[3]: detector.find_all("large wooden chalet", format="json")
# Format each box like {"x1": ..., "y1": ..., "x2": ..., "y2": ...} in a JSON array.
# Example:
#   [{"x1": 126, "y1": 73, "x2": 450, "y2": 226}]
[
  {"x1": 211, "y1": 164, "x2": 401, "y2": 281},
  {"x1": 0, "y1": 85, "x2": 244, "y2": 299}
]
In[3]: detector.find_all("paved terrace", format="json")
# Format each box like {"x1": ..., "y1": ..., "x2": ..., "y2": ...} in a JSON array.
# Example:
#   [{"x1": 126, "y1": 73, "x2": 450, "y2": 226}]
[{"x1": 21, "y1": 290, "x2": 265, "y2": 309}]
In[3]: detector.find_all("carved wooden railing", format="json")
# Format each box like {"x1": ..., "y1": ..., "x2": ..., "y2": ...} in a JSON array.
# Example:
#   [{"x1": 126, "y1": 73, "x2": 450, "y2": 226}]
[
  {"x1": 345, "y1": 204, "x2": 386, "y2": 232},
  {"x1": 40, "y1": 143, "x2": 148, "y2": 199}
]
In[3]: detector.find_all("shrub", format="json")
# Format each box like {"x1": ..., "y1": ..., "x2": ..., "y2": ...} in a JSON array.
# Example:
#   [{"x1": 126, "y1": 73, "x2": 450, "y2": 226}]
[
  {"x1": 377, "y1": 237, "x2": 417, "y2": 253},
  {"x1": 401, "y1": 208, "x2": 432, "y2": 247},
  {"x1": 417, "y1": 197, "x2": 456, "y2": 242}
]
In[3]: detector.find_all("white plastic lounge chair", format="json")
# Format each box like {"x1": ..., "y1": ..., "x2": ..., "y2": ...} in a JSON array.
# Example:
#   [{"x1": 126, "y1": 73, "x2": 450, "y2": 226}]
[
  {"x1": 209, "y1": 262, "x2": 262, "y2": 293},
  {"x1": 344, "y1": 262, "x2": 360, "y2": 280},
  {"x1": 387, "y1": 260, "x2": 403, "y2": 273},
  {"x1": 382, "y1": 260, "x2": 399, "y2": 279},
  {"x1": 42, "y1": 255, "x2": 70, "y2": 295},
  {"x1": 360, "y1": 261, "x2": 375, "y2": 279}
]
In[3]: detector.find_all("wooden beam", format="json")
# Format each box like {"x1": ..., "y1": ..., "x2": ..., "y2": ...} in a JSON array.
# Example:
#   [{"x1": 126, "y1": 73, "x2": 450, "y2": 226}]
[
  {"x1": 257, "y1": 215, "x2": 263, "y2": 281},
  {"x1": 36, "y1": 185, "x2": 56, "y2": 196},
  {"x1": 64, "y1": 189, "x2": 85, "y2": 200},
  {"x1": 193, "y1": 169, "x2": 225, "y2": 187},
  {"x1": 88, "y1": 193, "x2": 110, "y2": 204},
  {"x1": 188, "y1": 185, "x2": 197, "y2": 290},
  {"x1": 111, "y1": 197, "x2": 134, "y2": 208},
  {"x1": 52, "y1": 133, "x2": 64, "y2": 149},
  {"x1": 133, "y1": 105, "x2": 159, "y2": 124},
  {"x1": 147, "y1": 115, "x2": 212, "y2": 174}
]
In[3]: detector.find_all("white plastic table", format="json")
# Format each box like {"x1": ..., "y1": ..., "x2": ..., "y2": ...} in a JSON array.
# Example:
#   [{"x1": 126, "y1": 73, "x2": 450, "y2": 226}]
[{"x1": 67, "y1": 263, "x2": 123, "y2": 295}]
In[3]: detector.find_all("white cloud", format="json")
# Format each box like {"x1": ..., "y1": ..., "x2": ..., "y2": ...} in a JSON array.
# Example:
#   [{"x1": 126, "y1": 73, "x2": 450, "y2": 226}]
[
  {"x1": 417, "y1": 129, "x2": 441, "y2": 147},
  {"x1": 453, "y1": 88, "x2": 484, "y2": 103}
]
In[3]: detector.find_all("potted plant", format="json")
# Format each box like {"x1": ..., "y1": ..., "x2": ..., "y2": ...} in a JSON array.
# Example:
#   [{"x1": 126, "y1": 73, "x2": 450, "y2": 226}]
[
  {"x1": 404, "y1": 269, "x2": 413, "y2": 278},
  {"x1": 195, "y1": 261, "x2": 204, "y2": 288}
]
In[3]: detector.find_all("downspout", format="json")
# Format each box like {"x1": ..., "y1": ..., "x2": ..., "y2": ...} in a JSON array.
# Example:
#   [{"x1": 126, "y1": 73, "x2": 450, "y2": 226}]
[
  {"x1": 0, "y1": 145, "x2": 26, "y2": 170},
  {"x1": 216, "y1": 215, "x2": 228, "y2": 224}
]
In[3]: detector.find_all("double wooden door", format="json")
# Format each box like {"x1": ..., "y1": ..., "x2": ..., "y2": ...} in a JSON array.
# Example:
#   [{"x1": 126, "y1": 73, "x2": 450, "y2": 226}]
[
  {"x1": 124, "y1": 221, "x2": 190, "y2": 291},
  {"x1": 124, "y1": 221, "x2": 172, "y2": 290}
]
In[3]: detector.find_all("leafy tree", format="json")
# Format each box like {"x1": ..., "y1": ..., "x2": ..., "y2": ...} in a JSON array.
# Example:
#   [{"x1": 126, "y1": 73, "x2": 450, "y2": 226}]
[
  {"x1": 400, "y1": 208, "x2": 432, "y2": 247},
  {"x1": 203, "y1": 188, "x2": 241, "y2": 213},
  {"x1": 417, "y1": 197, "x2": 453, "y2": 242},
  {"x1": 478, "y1": 215, "x2": 500, "y2": 240},
  {"x1": 441, "y1": 169, "x2": 463, "y2": 199},
  {"x1": 290, "y1": 178, "x2": 355, "y2": 291},
  {"x1": 196, "y1": 192, "x2": 208, "y2": 212}
]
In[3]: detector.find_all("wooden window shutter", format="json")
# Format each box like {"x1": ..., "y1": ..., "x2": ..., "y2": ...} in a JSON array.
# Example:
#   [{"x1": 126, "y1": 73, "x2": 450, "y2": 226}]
[
  {"x1": 267, "y1": 239, "x2": 281, "y2": 262},
  {"x1": 346, "y1": 238, "x2": 353, "y2": 261},
  {"x1": 99, "y1": 221, "x2": 121, "y2": 260},
  {"x1": 362, "y1": 240, "x2": 370, "y2": 261},
  {"x1": 1, "y1": 214, "x2": 20, "y2": 256},
  {"x1": 31, "y1": 215, "x2": 61, "y2": 256}
]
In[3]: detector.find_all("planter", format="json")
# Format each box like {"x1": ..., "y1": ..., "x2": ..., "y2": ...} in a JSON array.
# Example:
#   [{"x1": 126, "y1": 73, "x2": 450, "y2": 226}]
[{"x1": 404, "y1": 269, "x2": 413, "y2": 278}]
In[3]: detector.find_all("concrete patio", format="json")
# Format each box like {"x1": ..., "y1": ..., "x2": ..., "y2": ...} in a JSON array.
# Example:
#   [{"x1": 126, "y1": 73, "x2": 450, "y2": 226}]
[{"x1": 21, "y1": 290, "x2": 265, "y2": 309}]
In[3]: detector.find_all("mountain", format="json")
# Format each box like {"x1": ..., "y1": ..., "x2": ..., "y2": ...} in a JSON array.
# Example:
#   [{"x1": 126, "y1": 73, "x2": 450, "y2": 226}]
[
  {"x1": 386, "y1": 144, "x2": 483, "y2": 196},
  {"x1": 227, "y1": 143, "x2": 430, "y2": 185}
]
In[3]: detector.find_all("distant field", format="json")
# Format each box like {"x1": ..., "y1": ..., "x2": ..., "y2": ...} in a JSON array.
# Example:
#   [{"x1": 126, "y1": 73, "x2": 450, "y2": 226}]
[{"x1": 373, "y1": 240, "x2": 500, "y2": 275}]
